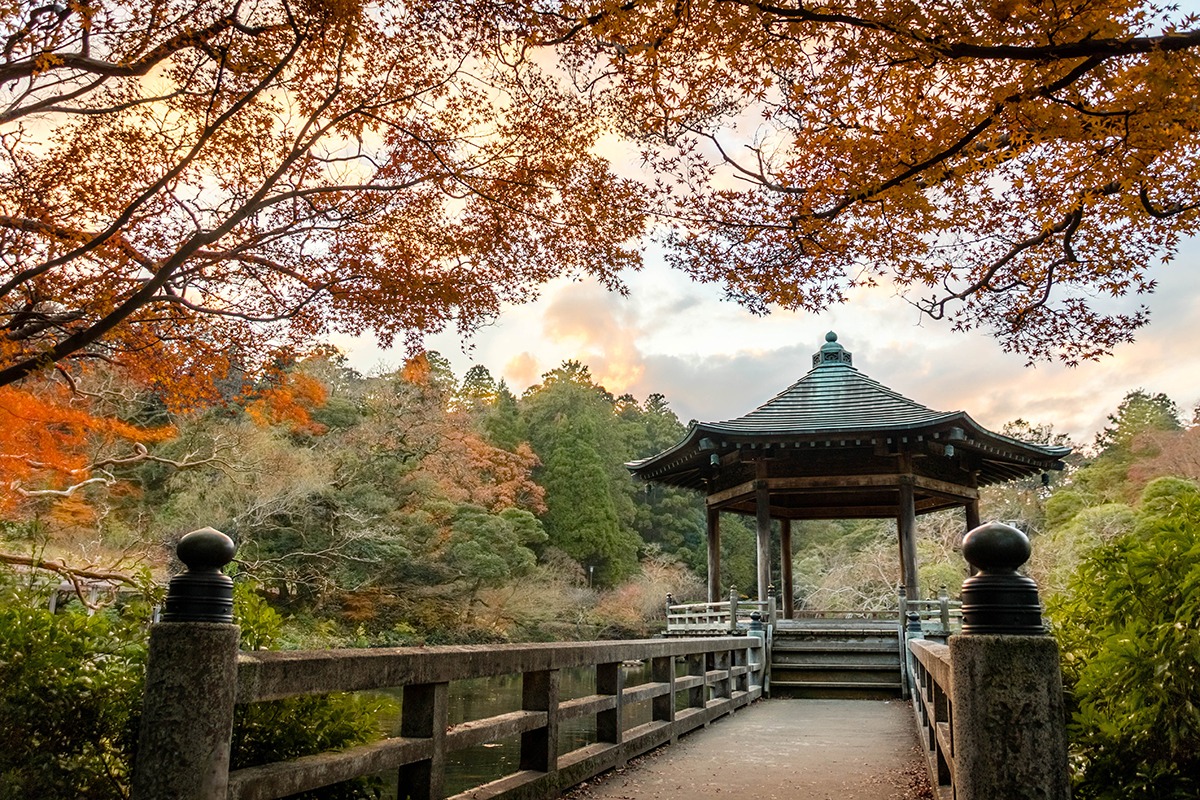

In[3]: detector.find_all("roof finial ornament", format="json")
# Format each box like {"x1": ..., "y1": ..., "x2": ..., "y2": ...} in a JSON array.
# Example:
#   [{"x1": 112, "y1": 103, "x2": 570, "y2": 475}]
[{"x1": 812, "y1": 331, "x2": 853, "y2": 369}]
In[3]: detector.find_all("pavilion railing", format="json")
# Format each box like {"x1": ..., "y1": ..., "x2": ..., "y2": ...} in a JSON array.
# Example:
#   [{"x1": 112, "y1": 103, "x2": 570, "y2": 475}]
[
  {"x1": 665, "y1": 587, "x2": 778, "y2": 635},
  {"x1": 900, "y1": 587, "x2": 963, "y2": 639}
]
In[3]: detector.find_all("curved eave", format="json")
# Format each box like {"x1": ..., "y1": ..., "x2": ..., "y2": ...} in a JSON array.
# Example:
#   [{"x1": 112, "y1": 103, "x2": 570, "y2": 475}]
[{"x1": 627, "y1": 411, "x2": 1071, "y2": 491}]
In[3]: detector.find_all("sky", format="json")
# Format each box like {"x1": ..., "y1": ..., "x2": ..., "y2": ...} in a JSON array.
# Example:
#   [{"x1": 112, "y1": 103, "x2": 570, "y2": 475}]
[{"x1": 331, "y1": 230, "x2": 1200, "y2": 449}]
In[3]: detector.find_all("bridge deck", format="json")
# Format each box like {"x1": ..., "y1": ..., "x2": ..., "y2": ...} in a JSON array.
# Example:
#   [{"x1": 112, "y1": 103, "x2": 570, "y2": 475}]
[{"x1": 565, "y1": 699, "x2": 930, "y2": 800}]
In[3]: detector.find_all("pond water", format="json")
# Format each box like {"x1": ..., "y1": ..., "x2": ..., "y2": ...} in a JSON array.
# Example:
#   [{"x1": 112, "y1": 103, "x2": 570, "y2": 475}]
[{"x1": 371, "y1": 661, "x2": 654, "y2": 797}]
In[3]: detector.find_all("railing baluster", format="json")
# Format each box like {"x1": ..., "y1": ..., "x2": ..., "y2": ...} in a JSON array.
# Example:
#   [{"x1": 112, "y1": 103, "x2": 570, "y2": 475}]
[
  {"x1": 651, "y1": 656, "x2": 675, "y2": 724},
  {"x1": 687, "y1": 652, "x2": 706, "y2": 712},
  {"x1": 519, "y1": 669, "x2": 559, "y2": 773},
  {"x1": 596, "y1": 660, "x2": 624, "y2": 764},
  {"x1": 398, "y1": 681, "x2": 449, "y2": 800}
]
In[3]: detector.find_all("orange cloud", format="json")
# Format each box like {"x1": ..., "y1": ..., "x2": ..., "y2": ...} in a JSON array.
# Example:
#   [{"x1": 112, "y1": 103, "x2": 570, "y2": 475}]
[{"x1": 541, "y1": 282, "x2": 646, "y2": 394}]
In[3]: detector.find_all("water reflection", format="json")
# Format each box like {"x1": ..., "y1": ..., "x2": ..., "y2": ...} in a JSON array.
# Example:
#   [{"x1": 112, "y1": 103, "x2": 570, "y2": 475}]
[{"x1": 373, "y1": 662, "x2": 653, "y2": 796}]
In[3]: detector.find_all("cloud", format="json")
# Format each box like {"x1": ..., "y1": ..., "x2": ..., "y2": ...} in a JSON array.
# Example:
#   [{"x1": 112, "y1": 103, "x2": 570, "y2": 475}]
[
  {"x1": 397, "y1": 235, "x2": 1200, "y2": 448},
  {"x1": 540, "y1": 282, "x2": 648, "y2": 393},
  {"x1": 504, "y1": 352, "x2": 541, "y2": 389}
]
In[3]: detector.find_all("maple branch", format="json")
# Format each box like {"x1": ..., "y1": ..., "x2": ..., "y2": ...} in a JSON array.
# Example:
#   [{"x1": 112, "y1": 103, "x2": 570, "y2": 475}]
[
  {"x1": 0, "y1": 552, "x2": 144, "y2": 610},
  {"x1": 817, "y1": 55, "x2": 1108, "y2": 218},
  {"x1": 152, "y1": 280, "x2": 339, "y2": 324},
  {"x1": 0, "y1": 13, "x2": 285, "y2": 85},
  {"x1": 1139, "y1": 187, "x2": 1200, "y2": 219},
  {"x1": 0, "y1": 12, "x2": 308, "y2": 315},
  {"x1": 738, "y1": 0, "x2": 1200, "y2": 61},
  {"x1": 0, "y1": 24, "x2": 311, "y2": 387},
  {"x1": 12, "y1": 474, "x2": 115, "y2": 498},
  {"x1": 88, "y1": 441, "x2": 237, "y2": 473}
]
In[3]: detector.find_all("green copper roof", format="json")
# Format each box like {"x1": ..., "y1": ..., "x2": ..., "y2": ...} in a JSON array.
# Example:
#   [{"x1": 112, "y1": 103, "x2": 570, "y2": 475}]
[
  {"x1": 703, "y1": 332, "x2": 959, "y2": 435},
  {"x1": 627, "y1": 332, "x2": 1071, "y2": 491}
]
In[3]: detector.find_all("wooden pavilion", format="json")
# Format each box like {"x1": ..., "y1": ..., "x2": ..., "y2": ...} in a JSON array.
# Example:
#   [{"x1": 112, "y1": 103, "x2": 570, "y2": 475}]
[{"x1": 627, "y1": 332, "x2": 1070, "y2": 616}]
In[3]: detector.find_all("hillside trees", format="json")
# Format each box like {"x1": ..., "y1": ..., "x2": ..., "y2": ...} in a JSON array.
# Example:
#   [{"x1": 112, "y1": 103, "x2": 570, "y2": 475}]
[
  {"x1": 549, "y1": 0, "x2": 1200, "y2": 363},
  {"x1": 0, "y1": 0, "x2": 645, "y2": 395}
]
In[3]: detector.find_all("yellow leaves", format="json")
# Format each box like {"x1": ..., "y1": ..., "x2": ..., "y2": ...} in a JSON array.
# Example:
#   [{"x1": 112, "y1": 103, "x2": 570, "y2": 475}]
[{"x1": 30, "y1": 53, "x2": 64, "y2": 75}]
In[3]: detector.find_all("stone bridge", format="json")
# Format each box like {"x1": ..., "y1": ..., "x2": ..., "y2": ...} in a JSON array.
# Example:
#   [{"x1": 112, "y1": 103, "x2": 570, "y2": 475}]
[{"x1": 130, "y1": 525, "x2": 1069, "y2": 800}]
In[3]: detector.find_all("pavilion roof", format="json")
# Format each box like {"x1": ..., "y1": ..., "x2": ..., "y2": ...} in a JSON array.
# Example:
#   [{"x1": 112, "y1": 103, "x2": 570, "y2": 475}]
[{"x1": 628, "y1": 332, "x2": 1071, "y2": 491}]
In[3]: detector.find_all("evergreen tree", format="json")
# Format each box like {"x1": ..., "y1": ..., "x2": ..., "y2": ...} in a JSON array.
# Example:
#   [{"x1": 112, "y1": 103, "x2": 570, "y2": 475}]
[
  {"x1": 538, "y1": 416, "x2": 641, "y2": 586},
  {"x1": 481, "y1": 381, "x2": 525, "y2": 451}
]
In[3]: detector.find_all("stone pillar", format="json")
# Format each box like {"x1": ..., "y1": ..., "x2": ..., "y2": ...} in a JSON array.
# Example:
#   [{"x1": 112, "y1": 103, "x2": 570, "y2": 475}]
[
  {"x1": 706, "y1": 506, "x2": 721, "y2": 603},
  {"x1": 131, "y1": 528, "x2": 240, "y2": 800},
  {"x1": 949, "y1": 522, "x2": 1070, "y2": 800}
]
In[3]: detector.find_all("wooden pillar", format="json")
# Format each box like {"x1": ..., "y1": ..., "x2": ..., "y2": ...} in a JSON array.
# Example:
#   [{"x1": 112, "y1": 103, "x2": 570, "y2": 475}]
[
  {"x1": 755, "y1": 479, "x2": 771, "y2": 603},
  {"x1": 780, "y1": 518, "x2": 794, "y2": 620},
  {"x1": 706, "y1": 505, "x2": 721, "y2": 603},
  {"x1": 965, "y1": 498, "x2": 982, "y2": 577},
  {"x1": 898, "y1": 479, "x2": 919, "y2": 600}
]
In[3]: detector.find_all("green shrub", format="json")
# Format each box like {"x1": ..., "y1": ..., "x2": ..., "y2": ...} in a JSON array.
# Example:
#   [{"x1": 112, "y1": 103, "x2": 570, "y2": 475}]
[
  {"x1": 1049, "y1": 477, "x2": 1200, "y2": 799},
  {"x1": 0, "y1": 573, "x2": 391, "y2": 800},
  {"x1": 0, "y1": 587, "x2": 145, "y2": 800}
]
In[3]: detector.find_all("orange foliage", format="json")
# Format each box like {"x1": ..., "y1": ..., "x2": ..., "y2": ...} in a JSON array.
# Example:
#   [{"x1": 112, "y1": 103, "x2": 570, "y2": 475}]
[
  {"x1": 417, "y1": 421, "x2": 546, "y2": 514},
  {"x1": 0, "y1": 0, "x2": 644, "y2": 398},
  {"x1": 245, "y1": 373, "x2": 329, "y2": 436},
  {"x1": 554, "y1": 0, "x2": 1200, "y2": 363},
  {"x1": 0, "y1": 384, "x2": 176, "y2": 515}
]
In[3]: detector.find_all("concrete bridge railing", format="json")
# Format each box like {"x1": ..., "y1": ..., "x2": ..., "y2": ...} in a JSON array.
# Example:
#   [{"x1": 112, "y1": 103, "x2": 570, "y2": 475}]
[
  {"x1": 906, "y1": 522, "x2": 1071, "y2": 800},
  {"x1": 130, "y1": 529, "x2": 766, "y2": 800}
]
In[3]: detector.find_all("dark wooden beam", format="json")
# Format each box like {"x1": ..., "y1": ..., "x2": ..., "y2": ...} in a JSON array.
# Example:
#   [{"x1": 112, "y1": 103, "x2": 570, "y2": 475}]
[
  {"x1": 780, "y1": 518, "x2": 794, "y2": 620},
  {"x1": 898, "y1": 479, "x2": 919, "y2": 600},
  {"x1": 706, "y1": 507, "x2": 721, "y2": 602}
]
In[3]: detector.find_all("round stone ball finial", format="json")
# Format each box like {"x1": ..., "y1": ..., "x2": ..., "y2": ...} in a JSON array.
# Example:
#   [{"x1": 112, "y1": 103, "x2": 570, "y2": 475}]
[
  {"x1": 161, "y1": 527, "x2": 237, "y2": 624},
  {"x1": 961, "y1": 521, "x2": 1032, "y2": 573},
  {"x1": 175, "y1": 527, "x2": 236, "y2": 573},
  {"x1": 959, "y1": 521, "x2": 1046, "y2": 636}
]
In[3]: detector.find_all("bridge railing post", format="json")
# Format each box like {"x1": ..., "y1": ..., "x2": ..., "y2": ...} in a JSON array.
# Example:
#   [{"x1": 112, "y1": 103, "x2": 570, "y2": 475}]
[
  {"x1": 399, "y1": 681, "x2": 449, "y2": 799},
  {"x1": 131, "y1": 528, "x2": 240, "y2": 800},
  {"x1": 597, "y1": 660, "x2": 625, "y2": 764},
  {"x1": 728, "y1": 586, "x2": 738, "y2": 633},
  {"x1": 686, "y1": 652, "x2": 706, "y2": 713},
  {"x1": 519, "y1": 669, "x2": 559, "y2": 774},
  {"x1": 949, "y1": 522, "x2": 1070, "y2": 800},
  {"x1": 651, "y1": 655, "x2": 676, "y2": 743}
]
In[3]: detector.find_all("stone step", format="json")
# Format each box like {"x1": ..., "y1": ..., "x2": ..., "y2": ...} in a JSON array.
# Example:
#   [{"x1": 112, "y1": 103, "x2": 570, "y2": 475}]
[
  {"x1": 772, "y1": 651, "x2": 901, "y2": 668},
  {"x1": 771, "y1": 666, "x2": 902, "y2": 685},
  {"x1": 768, "y1": 679, "x2": 903, "y2": 700}
]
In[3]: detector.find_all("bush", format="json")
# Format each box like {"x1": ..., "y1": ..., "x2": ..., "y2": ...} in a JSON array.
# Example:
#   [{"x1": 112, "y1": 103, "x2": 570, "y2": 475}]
[
  {"x1": 0, "y1": 572, "x2": 391, "y2": 800},
  {"x1": 0, "y1": 586, "x2": 145, "y2": 800},
  {"x1": 1048, "y1": 477, "x2": 1200, "y2": 799}
]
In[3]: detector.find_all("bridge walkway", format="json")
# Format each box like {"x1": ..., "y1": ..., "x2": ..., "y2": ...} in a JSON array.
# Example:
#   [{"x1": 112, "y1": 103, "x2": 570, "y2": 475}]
[{"x1": 564, "y1": 699, "x2": 932, "y2": 800}]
